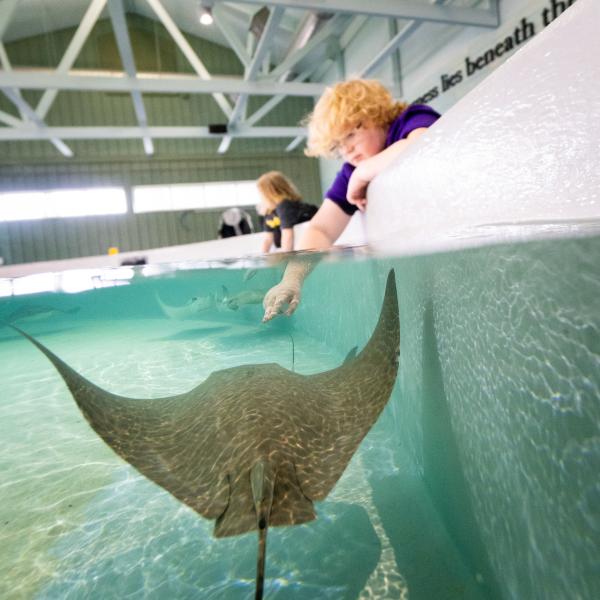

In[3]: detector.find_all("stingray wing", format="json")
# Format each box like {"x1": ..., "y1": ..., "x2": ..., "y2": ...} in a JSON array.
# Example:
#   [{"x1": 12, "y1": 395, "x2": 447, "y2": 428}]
[
  {"x1": 12, "y1": 325, "x2": 229, "y2": 520},
  {"x1": 212, "y1": 270, "x2": 399, "y2": 521},
  {"x1": 292, "y1": 269, "x2": 399, "y2": 500}
]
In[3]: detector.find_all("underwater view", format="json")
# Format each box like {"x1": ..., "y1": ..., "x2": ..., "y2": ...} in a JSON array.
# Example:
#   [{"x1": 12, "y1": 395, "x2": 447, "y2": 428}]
[{"x1": 1, "y1": 234, "x2": 599, "y2": 600}]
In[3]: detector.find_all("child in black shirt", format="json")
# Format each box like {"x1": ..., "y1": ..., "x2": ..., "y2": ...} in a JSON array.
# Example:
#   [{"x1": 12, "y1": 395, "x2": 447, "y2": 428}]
[{"x1": 256, "y1": 171, "x2": 318, "y2": 253}]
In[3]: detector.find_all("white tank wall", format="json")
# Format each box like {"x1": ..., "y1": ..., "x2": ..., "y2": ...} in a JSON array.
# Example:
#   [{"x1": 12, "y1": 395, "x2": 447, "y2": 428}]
[{"x1": 367, "y1": 0, "x2": 600, "y2": 255}]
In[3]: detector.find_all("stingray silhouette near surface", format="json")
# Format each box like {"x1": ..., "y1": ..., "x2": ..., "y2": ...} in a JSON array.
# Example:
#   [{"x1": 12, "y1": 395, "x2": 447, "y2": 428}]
[{"x1": 11, "y1": 269, "x2": 400, "y2": 600}]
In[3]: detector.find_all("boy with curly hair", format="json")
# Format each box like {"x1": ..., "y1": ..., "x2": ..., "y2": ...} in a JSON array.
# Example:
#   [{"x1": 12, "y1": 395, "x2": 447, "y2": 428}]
[{"x1": 263, "y1": 79, "x2": 440, "y2": 321}]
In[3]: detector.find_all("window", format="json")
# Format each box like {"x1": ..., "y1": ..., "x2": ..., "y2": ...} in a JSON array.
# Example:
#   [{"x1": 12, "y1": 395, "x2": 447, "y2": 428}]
[
  {"x1": 133, "y1": 181, "x2": 261, "y2": 213},
  {"x1": 0, "y1": 187, "x2": 127, "y2": 222}
]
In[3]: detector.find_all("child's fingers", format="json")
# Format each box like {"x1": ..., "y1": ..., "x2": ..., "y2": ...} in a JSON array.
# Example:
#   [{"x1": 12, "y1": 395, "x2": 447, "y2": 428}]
[{"x1": 285, "y1": 298, "x2": 299, "y2": 316}]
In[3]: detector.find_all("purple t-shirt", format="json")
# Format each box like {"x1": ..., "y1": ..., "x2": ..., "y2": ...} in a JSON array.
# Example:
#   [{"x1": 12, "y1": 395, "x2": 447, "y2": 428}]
[{"x1": 325, "y1": 104, "x2": 441, "y2": 215}]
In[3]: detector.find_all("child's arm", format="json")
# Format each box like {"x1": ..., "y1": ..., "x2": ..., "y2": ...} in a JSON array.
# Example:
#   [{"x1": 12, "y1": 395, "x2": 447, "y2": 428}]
[
  {"x1": 262, "y1": 255, "x2": 315, "y2": 322},
  {"x1": 280, "y1": 228, "x2": 294, "y2": 252},
  {"x1": 262, "y1": 201, "x2": 350, "y2": 322},
  {"x1": 261, "y1": 231, "x2": 274, "y2": 253},
  {"x1": 347, "y1": 127, "x2": 428, "y2": 210}
]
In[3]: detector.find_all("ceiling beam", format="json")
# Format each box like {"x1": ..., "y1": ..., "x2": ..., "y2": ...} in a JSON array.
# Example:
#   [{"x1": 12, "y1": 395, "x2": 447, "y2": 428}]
[
  {"x1": 269, "y1": 14, "x2": 349, "y2": 80},
  {"x1": 359, "y1": 0, "x2": 450, "y2": 77},
  {"x1": 1, "y1": 88, "x2": 73, "y2": 156},
  {"x1": 285, "y1": 136, "x2": 305, "y2": 152},
  {"x1": 245, "y1": 64, "x2": 316, "y2": 127},
  {"x1": 108, "y1": 0, "x2": 153, "y2": 154},
  {"x1": 283, "y1": 15, "x2": 369, "y2": 153},
  {"x1": 339, "y1": 15, "x2": 368, "y2": 48},
  {"x1": 243, "y1": 7, "x2": 284, "y2": 83},
  {"x1": 0, "y1": 70, "x2": 330, "y2": 96},
  {"x1": 0, "y1": 5, "x2": 74, "y2": 158},
  {"x1": 220, "y1": 0, "x2": 499, "y2": 28},
  {"x1": 145, "y1": 0, "x2": 232, "y2": 119},
  {"x1": 0, "y1": 125, "x2": 305, "y2": 141},
  {"x1": 220, "y1": 5, "x2": 285, "y2": 153},
  {"x1": 0, "y1": 42, "x2": 26, "y2": 120},
  {"x1": 35, "y1": 0, "x2": 108, "y2": 121},
  {"x1": 212, "y1": 4, "x2": 251, "y2": 68},
  {"x1": 359, "y1": 21, "x2": 420, "y2": 78},
  {"x1": 0, "y1": 108, "x2": 21, "y2": 127}
]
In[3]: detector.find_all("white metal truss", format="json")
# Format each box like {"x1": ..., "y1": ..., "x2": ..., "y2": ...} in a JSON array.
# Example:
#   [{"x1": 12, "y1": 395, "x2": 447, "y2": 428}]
[
  {"x1": 145, "y1": 0, "x2": 233, "y2": 119},
  {"x1": 245, "y1": 64, "x2": 319, "y2": 127},
  {"x1": 359, "y1": 0, "x2": 448, "y2": 78},
  {"x1": 35, "y1": 0, "x2": 108, "y2": 122},
  {"x1": 0, "y1": 125, "x2": 305, "y2": 141},
  {"x1": 108, "y1": 0, "x2": 154, "y2": 154},
  {"x1": 0, "y1": 0, "x2": 499, "y2": 155},
  {"x1": 228, "y1": 0, "x2": 499, "y2": 27},
  {"x1": 218, "y1": 5, "x2": 285, "y2": 154},
  {"x1": 0, "y1": 0, "x2": 73, "y2": 156},
  {"x1": 212, "y1": 4, "x2": 251, "y2": 68},
  {"x1": 1, "y1": 86, "x2": 74, "y2": 156},
  {"x1": 268, "y1": 13, "x2": 351, "y2": 80},
  {"x1": 0, "y1": 70, "x2": 329, "y2": 95}
]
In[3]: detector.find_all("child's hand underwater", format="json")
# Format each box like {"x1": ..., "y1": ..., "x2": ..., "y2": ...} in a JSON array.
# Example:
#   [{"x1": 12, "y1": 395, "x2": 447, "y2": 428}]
[{"x1": 262, "y1": 281, "x2": 301, "y2": 322}]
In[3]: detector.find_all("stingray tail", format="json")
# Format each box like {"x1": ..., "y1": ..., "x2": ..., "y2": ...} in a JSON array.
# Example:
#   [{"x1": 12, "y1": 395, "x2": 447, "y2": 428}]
[
  {"x1": 154, "y1": 291, "x2": 179, "y2": 319},
  {"x1": 250, "y1": 460, "x2": 274, "y2": 600},
  {"x1": 255, "y1": 517, "x2": 267, "y2": 600}
]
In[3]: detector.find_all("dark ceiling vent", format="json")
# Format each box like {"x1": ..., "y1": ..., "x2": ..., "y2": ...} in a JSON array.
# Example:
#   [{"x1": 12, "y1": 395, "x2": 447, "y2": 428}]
[{"x1": 249, "y1": 6, "x2": 271, "y2": 39}]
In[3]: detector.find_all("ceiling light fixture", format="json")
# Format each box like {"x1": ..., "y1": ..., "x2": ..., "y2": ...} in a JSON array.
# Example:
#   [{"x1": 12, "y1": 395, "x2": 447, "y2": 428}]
[{"x1": 198, "y1": 2, "x2": 214, "y2": 26}]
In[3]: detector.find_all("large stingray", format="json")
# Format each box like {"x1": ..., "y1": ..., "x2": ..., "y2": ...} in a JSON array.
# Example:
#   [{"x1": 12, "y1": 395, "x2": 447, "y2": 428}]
[{"x1": 10, "y1": 269, "x2": 399, "y2": 599}]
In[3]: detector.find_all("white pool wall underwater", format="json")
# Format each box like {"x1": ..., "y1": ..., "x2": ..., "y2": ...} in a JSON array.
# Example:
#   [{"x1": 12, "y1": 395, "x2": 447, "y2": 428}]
[
  {"x1": 368, "y1": 0, "x2": 599, "y2": 255},
  {"x1": 314, "y1": 0, "x2": 600, "y2": 597}
]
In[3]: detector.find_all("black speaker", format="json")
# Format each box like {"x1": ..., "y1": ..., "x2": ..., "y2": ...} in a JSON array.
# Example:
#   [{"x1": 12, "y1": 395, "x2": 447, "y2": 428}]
[{"x1": 208, "y1": 124, "x2": 228, "y2": 134}]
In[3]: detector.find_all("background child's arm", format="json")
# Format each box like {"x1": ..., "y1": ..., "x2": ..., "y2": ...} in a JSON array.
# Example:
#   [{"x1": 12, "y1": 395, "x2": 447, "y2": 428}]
[
  {"x1": 261, "y1": 231, "x2": 275, "y2": 253},
  {"x1": 280, "y1": 228, "x2": 294, "y2": 252}
]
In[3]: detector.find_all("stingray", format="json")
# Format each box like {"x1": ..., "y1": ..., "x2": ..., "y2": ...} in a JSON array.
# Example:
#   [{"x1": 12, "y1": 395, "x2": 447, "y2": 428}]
[
  {"x1": 10, "y1": 269, "x2": 399, "y2": 599},
  {"x1": 220, "y1": 285, "x2": 267, "y2": 311},
  {"x1": 155, "y1": 291, "x2": 216, "y2": 320},
  {"x1": 5, "y1": 304, "x2": 79, "y2": 323}
]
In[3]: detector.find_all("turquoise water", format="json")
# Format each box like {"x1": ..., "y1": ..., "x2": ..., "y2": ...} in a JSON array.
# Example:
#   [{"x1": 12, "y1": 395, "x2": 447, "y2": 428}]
[{"x1": 1, "y1": 236, "x2": 599, "y2": 599}]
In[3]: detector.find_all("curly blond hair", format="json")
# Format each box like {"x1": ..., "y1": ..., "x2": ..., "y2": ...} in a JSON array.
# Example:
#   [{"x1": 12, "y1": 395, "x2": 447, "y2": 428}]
[
  {"x1": 256, "y1": 171, "x2": 302, "y2": 209},
  {"x1": 304, "y1": 79, "x2": 407, "y2": 158}
]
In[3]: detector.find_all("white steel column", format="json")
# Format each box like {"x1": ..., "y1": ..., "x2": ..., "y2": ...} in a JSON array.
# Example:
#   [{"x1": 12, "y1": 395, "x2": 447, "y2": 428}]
[{"x1": 108, "y1": 0, "x2": 154, "y2": 154}]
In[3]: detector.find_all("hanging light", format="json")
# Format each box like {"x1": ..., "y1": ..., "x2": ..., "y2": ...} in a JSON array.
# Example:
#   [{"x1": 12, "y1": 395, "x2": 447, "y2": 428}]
[{"x1": 198, "y1": 2, "x2": 214, "y2": 26}]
